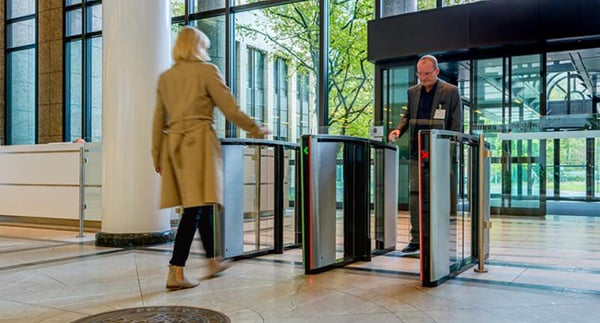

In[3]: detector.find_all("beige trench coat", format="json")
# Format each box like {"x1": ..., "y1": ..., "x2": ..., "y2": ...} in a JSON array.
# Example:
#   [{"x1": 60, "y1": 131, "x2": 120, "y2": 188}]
[{"x1": 151, "y1": 62, "x2": 262, "y2": 209}]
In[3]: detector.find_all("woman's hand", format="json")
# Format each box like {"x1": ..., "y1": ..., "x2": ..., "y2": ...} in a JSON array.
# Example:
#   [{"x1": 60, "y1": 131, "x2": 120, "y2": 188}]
[
  {"x1": 259, "y1": 127, "x2": 271, "y2": 136},
  {"x1": 251, "y1": 127, "x2": 271, "y2": 139}
]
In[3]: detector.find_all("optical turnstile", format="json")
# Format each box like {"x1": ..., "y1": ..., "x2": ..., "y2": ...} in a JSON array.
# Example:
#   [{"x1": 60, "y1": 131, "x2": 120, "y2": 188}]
[
  {"x1": 300, "y1": 135, "x2": 398, "y2": 274},
  {"x1": 220, "y1": 139, "x2": 300, "y2": 259},
  {"x1": 418, "y1": 130, "x2": 491, "y2": 286}
]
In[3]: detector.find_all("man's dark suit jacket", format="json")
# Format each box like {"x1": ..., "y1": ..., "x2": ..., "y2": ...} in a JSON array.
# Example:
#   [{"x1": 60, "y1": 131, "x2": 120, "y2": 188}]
[{"x1": 394, "y1": 79, "x2": 463, "y2": 158}]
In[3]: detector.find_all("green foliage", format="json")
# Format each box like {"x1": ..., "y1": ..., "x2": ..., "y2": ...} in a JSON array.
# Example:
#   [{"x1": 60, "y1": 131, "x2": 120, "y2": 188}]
[
  {"x1": 237, "y1": 0, "x2": 375, "y2": 137},
  {"x1": 171, "y1": 0, "x2": 184, "y2": 17},
  {"x1": 171, "y1": 23, "x2": 184, "y2": 34},
  {"x1": 328, "y1": 0, "x2": 374, "y2": 136},
  {"x1": 418, "y1": 0, "x2": 436, "y2": 10}
]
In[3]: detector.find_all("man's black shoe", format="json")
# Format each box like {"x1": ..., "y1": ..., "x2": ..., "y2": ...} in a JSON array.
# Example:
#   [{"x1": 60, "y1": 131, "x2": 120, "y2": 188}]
[{"x1": 401, "y1": 243, "x2": 420, "y2": 253}]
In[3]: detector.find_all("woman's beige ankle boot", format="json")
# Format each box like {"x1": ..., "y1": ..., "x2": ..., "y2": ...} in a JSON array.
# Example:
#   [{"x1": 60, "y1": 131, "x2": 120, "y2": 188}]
[
  {"x1": 166, "y1": 265, "x2": 199, "y2": 290},
  {"x1": 208, "y1": 257, "x2": 232, "y2": 277}
]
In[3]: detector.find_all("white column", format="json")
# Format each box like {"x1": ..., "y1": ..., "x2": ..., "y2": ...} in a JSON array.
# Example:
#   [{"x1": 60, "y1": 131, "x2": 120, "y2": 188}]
[{"x1": 97, "y1": 0, "x2": 172, "y2": 246}]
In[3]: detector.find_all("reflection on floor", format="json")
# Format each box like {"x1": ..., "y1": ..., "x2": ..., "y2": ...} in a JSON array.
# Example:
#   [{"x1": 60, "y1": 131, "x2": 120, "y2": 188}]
[{"x1": 1, "y1": 212, "x2": 600, "y2": 322}]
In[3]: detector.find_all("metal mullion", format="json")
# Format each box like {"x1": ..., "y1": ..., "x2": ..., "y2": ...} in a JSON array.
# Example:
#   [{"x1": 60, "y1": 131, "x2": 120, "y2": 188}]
[
  {"x1": 224, "y1": 0, "x2": 235, "y2": 137},
  {"x1": 83, "y1": 38, "x2": 92, "y2": 141},
  {"x1": 188, "y1": 8, "x2": 226, "y2": 20},
  {"x1": 34, "y1": 0, "x2": 39, "y2": 144},
  {"x1": 81, "y1": 0, "x2": 89, "y2": 141},
  {"x1": 318, "y1": 0, "x2": 329, "y2": 134},
  {"x1": 6, "y1": 43, "x2": 36, "y2": 53},
  {"x1": 5, "y1": 50, "x2": 11, "y2": 143},
  {"x1": 171, "y1": 16, "x2": 185, "y2": 26},
  {"x1": 64, "y1": 0, "x2": 101, "y2": 11},
  {"x1": 6, "y1": 13, "x2": 36, "y2": 24},
  {"x1": 184, "y1": 0, "x2": 190, "y2": 25},
  {"x1": 3, "y1": 0, "x2": 6, "y2": 144},
  {"x1": 63, "y1": 0, "x2": 70, "y2": 141},
  {"x1": 65, "y1": 30, "x2": 100, "y2": 42}
]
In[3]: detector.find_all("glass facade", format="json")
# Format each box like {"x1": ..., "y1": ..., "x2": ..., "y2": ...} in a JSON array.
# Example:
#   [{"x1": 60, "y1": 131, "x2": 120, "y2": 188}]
[
  {"x1": 2, "y1": 0, "x2": 595, "y2": 210},
  {"x1": 170, "y1": 0, "x2": 374, "y2": 141},
  {"x1": 380, "y1": 49, "x2": 600, "y2": 211},
  {"x1": 171, "y1": 0, "x2": 323, "y2": 141}
]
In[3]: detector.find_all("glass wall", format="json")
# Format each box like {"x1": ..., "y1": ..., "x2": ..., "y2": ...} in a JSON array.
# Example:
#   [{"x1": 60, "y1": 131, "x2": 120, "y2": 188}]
[
  {"x1": 545, "y1": 49, "x2": 599, "y2": 201},
  {"x1": 327, "y1": 0, "x2": 374, "y2": 137},
  {"x1": 472, "y1": 58, "x2": 504, "y2": 207},
  {"x1": 381, "y1": 48, "x2": 600, "y2": 213},
  {"x1": 189, "y1": 16, "x2": 226, "y2": 137},
  {"x1": 65, "y1": 0, "x2": 103, "y2": 142},
  {"x1": 170, "y1": 0, "x2": 373, "y2": 142},
  {"x1": 232, "y1": 1, "x2": 318, "y2": 141},
  {"x1": 6, "y1": 0, "x2": 37, "y2": 144}
]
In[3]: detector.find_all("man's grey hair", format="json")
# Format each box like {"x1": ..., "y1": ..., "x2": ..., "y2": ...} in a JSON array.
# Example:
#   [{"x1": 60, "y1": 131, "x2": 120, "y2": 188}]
[{"x1": 418, "y1": 55, "x2": 439, "y2": 69}]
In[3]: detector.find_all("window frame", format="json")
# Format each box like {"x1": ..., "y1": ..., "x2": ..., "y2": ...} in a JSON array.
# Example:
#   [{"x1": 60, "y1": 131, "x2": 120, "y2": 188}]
[
  {"x1": 5, "y1": 0, "x2": 38, "y2": 144},
  {"x1": 64, "y1": 0, "x2": 102, "y2": 142}
]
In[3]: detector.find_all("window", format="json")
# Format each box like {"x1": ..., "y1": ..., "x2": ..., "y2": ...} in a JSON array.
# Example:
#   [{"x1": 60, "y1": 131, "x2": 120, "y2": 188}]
[
  {"x1": 190, "y1": 17, "x2": 226, "y2": 138},
  {"x1": 273, "y1": 57, "x2": 289, "y2": 141},
  {"x1": 246, "y1": 47, "x2": 267, "y2": 126},
  {"x1": 297, "y1": 72, "x2": 310, "y2": 140},
  {"x1": 65, "y1": 0, "x2": 102, "y2": 142},
  {"x1": 6, "y1": 0, "x2": 37, "y2": 144}
]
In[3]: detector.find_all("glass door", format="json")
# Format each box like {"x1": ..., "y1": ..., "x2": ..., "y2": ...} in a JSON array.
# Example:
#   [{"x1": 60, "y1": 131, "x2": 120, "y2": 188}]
[
  {"x1": 473, "y1": 55, "x2": 546, "y2": 216},
  {"x1": 382, "y1": 66, "x2": 413, "y2": 208}
]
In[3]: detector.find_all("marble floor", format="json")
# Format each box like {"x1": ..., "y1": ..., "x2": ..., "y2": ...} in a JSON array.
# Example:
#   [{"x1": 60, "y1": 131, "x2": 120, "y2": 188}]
[{"x1": 1, "y1": 213, "x2": 600, "y2": 322}]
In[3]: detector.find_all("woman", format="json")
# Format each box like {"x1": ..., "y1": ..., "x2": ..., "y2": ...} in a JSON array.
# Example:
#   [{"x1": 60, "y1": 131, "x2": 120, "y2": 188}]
[{"x1": 152, "y1": 26, "x2": 268, "y2": 290}]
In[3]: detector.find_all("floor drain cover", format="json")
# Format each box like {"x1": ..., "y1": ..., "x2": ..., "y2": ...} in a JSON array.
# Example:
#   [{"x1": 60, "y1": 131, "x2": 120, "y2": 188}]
[{"x1": 72, "y1": 306, "x2": 231, "y2": 323}]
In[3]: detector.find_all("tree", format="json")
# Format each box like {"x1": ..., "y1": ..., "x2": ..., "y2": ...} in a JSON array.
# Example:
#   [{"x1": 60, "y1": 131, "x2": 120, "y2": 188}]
[{"x1": 237, "y1": 0, "x2": 374, "y2": 137}]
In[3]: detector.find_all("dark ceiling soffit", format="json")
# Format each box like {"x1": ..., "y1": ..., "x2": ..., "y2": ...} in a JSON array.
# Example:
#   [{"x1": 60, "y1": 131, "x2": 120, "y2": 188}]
[{"x1": 367, "y1": 0, "x2": 600, "y2": 64}]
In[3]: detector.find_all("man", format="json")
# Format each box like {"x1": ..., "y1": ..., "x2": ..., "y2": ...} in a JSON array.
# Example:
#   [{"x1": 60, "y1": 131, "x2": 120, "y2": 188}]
[{"x1": 388, "y1": 55, "x2": 462, "y2": 253}]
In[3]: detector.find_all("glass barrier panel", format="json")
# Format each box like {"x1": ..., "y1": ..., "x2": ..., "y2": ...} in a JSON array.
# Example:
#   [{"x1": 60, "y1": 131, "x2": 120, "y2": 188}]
[
  {"x1": 335, "y1": 143, "x2": 345, "y2": 261},
  {"x1": 259, "y1": 146, "x2": 275, "y2": 251},
  {"x1": 283, "y1": 148, "x2": 297, "y2": 247}
]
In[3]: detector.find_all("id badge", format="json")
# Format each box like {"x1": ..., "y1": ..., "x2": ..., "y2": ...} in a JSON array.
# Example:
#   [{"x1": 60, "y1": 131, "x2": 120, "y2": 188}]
[{"x1": 433, "y1": 109, "x2": 446, "y2": 120}]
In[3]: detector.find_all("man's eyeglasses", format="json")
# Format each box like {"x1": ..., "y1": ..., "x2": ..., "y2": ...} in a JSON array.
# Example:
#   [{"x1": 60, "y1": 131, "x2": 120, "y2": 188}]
[{"x1": 416, "y1": 70, "x2": 436, "y2": 78}]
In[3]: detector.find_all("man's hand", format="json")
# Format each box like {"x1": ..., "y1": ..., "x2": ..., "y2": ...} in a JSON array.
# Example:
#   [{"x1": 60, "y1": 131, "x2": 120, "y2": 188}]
[{"x1": 388, "y1": 129, "x2": 400, "y2": 142}]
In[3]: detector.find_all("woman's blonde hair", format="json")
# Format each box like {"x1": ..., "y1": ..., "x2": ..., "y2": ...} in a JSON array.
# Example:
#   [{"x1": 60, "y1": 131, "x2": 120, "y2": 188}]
[{"x1": 172, "y1": 26, "x2": 211, "y2": 63}]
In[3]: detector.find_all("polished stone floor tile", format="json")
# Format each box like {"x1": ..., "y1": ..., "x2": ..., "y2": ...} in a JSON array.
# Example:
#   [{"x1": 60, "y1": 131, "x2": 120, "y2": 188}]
[{"x1": 2, "y1": 214, "x2": 600, "y2": 322}]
